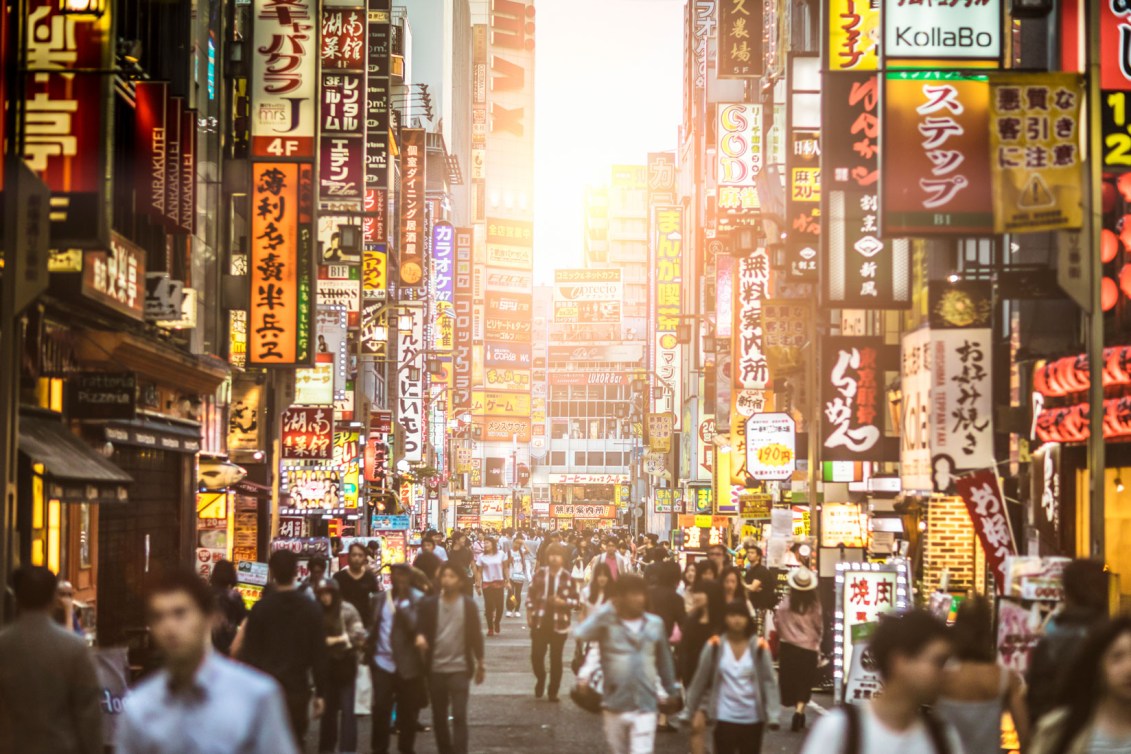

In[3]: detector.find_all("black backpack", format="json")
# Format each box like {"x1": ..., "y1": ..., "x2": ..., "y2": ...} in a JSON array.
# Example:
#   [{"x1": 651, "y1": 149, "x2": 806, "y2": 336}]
[{"x1": 840, "y1": 704, "x2": 951, "y2": 754}]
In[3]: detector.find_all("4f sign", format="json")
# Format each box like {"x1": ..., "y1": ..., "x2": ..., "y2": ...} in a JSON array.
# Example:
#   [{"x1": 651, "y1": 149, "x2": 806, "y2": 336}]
[{"x1": 883, "y1": 0, "x2": 1002, "y2": 68}]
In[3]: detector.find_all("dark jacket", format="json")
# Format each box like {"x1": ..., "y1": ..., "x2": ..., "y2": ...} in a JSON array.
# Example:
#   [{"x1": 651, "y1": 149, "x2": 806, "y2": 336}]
[
  {"x1": 647, "y1": 585, "x2": 686, "y2": 638},
  {"x1": 241, "y1": 588, "x2": 328, "y2": 697},
  {"x1": 1026, "y1": 607, "x2": 1101, "y2": 722},
  {"x1": 364, "y1": 587, "x2": 424, "y2": 679},
  {"x1": 415, "y1": 594, "x2": 484, "y2": 674}
]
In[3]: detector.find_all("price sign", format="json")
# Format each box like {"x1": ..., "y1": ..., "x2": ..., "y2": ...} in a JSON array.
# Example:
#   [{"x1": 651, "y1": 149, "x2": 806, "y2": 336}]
[{"x1": 745, "y1": 413, "x2": 796, "y2": 481}]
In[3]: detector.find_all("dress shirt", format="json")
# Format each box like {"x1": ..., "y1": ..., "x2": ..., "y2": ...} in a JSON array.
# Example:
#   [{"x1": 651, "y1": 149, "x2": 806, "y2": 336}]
[{"x1": 115, "y1": 652, "x2": 298, "y2": 754}]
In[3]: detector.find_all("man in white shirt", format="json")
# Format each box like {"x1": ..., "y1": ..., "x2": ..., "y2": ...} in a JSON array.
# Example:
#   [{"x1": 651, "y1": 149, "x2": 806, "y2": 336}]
[{"x1": 801, "y1": 610, "x2": 966, "y2": 754}]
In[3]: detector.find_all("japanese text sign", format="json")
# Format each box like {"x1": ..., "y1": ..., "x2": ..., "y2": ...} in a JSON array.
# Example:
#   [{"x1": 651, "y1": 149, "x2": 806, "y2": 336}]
[
  {"x1": 787, "y1": 130, "x2": 821, "y2": 278},
  {"x1": 252, "y1": 0, "x2": 317, "y2": 158},
  {"x1": 989, "y1": 74, "x2": 1084, "y2": 233},
  {"x1": 745, "y1": 412, "x2": 796, "y2": 481},
  {"x1": 822, "y1": 337, "x2": 889, "y2": 462},
  {"x1": 900, "y1": 328, "x2": 933, "y2": 491},
  {"x1": 551, "y1": 504, "x2": 616, "y2": 520},
  {"x1": 81, "y1": 234, "x2": 146, "y2": 321},
  {"x1": 882, "y1": 0, "x2": 1002, "y2": 68},
  {"x1": 281, "y1": 407, "x2": 333, "y2": 460},
  {"x1": 397, "y1": 302, "x2": 425, "y2": 462},
  {"x1": 249, "y1": 162, "x2": 314, "y2": 366},
  {"x1": 716, "y1": 104, "x2": 762, "y2": 213},
  {"x1": 734, "y1": 249, "x2": 771, "y2": 390},
  {"x1": 366, "y1": 0, "x2": 391, "y2": 188},
  {"x1": 827, "y1": 0, "x2": 879, "y2": 72},
  {"x1": 955, "y1": 470, "x2": 1017, "y2": 594},
  {"x1": 717, "y1": 0, "x2": 763, "y2": 78},
  {"x1": 398, "y1": 128, "x2": 426, "y2": 286},
  {"x1": 883, "y1": 73, "x2": 993, "y2": 234}
]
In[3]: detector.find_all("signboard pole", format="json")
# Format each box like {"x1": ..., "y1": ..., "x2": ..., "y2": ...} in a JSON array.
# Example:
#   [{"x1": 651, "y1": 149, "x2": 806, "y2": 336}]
[
  {"x1": 1086, "y1": 0, "x2": 1105, "y2": 558},
  {"x1": 807, "y1": 295, "x2": 819, "y2": 535}
]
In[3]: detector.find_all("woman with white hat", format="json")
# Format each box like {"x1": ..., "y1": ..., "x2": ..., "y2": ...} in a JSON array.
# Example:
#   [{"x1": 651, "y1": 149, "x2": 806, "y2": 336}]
[{"x1": 774, "y1": 567, "x2": 822, "y2": 733}]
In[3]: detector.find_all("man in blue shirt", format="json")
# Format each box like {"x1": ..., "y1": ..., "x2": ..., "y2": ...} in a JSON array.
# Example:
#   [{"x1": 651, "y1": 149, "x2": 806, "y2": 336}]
[{"x1": 116, "y1": 568, "x2": 298, "y2": 754}]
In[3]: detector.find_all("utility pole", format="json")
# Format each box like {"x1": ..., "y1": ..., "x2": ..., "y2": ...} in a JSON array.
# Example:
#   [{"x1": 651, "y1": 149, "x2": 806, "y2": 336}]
[{"x1": 1086, "y1": 0, "x2": 1106, "y2": 559}]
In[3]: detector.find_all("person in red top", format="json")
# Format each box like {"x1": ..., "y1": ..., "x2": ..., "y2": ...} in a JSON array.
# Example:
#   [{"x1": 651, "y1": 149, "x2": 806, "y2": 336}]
[{"x1": 587, "y1": 537, "x2": 631, "y2": 581}]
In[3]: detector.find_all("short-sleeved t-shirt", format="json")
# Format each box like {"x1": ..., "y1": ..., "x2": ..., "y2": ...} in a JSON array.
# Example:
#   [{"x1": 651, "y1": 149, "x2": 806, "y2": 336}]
[{"x1": 800, "y1": 706, "x2": 966, "y2": 754}]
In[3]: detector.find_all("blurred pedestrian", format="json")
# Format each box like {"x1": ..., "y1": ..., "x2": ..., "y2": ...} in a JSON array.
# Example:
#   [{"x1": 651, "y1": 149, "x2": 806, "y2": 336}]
[
  {"x1": 1029, "y1": 616, "x2": 1131, "y2": 754},
  {"x1": 527, "y1": 544, "x2": 580, "y2": 701},
  {"x1": 774, "y1": 567, "x2": 822, "y2": 732},
  {"x1": 316, "y1": 580, "x2": 365, "y2": 754},
  {"x1": 415, "y1": 562, "x2": 486, "y2": 754},
  {"x1": 116, "y1": 568, "x2": 297, "y2": 754},
  {"x1": 412, "y1": 538, "x2": 442, "y2": 586},
  {"x1": 507, "y1": 534, "x2": 531, "y2": 618},
  {"x1": 1027, "y1": 559, "x2": 1109, "y2": 723},
  {"x1": 801, "y1": 610, "x2": 964, "y2": 754},
  {"x1": 687, "y1": 601, "x2": 781, "y2": 754},
  {"x1": 237, "y1": 548, "x2": 328, "y2": 745},
  {"x1": 936, "y1": 596, "x2": 1030, "y2": 753},
  {"x1": 300, "y1": 555, "x2": 330, "y2": 599},
  {"x1": 448, "y1": 533, "x2": 475, "y2": 595},
  {"x1": 648, "y1": 560, "x2": 686, "y2": 733},
  {"x1": 0, "y1": 566, "x2": 101, "y2": 754},
  {"x1": 52, "y1": 578, "x2": 85, "y2": 636},
  {"x1": 336, "y1": 543, "x2": 380, "y2": 628},
  {"x1": 365, "y1": 564, "x2": 425, "y2": 754},
  {"x1": 209, "y1": 559, "x2": 248, "y2": 656},
  {"x1": 475, "y1": 537, "x2": 508, "y2": 636}
]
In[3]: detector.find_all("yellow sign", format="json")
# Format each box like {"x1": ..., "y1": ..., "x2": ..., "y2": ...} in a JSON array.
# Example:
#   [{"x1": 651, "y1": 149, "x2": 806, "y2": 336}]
[
  {"x1": 470, "y1": 390, "x2": 531, "y2": 417},
  {"x1": 694, "y1": 514, "x2": 713, "y2": 528},
  {"x1": 197, "y1": 492, "x2": 228, "y2": 519},
  {"x1": 362, "y1": 248, "x2": 387, "y2": 295},
  {"x1": 989, "y1": 74, "x2": 1084, "y2": 233},
  {"x1": 827, "y1": 0, "x2": 878, "y2": 72}
]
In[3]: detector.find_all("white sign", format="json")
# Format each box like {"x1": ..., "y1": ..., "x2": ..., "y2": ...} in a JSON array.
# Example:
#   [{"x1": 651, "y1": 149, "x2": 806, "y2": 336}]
[
  {"x1": 397, "y1": 302, "x2": 425, "y2": 462},
  {"x1": 932, "y1": 328, "x2": 995, "y2": 475},
  {"x1": 883, "y1": 0, "x2": 1002, "y2": 64},
  {"x1": 317, "y1": 279, "x2": 361, "y2": 313},
  {"x1": 549, "y1": 473, "x2": 629, "y2": 485},
  {"x1": 745, "y1": 413, "x2": 796, "y2": 481},
  {"x1": 654, "y1": 332, "x2": 683, "y2": 429},
  {"x1": 734, "y1": 249, "x2": 770, "y2": 390},
  {"x1": 644, "y1": 452, "x2": 667, "y2": 475},
  {"x1": 251, "y1": 0, "x2": 317, "y2": 156},
  {"x1": 900, "y1": 328, "x2": 932, "y2": 492}
]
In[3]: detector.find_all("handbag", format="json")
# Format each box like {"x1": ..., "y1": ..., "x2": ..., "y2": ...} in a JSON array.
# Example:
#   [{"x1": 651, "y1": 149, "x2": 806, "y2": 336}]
[{"x1": 569, "y1": 667, "x2": 604, "y2": 714}]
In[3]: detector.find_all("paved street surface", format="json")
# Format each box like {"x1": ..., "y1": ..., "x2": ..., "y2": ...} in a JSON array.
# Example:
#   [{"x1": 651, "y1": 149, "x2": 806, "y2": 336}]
[{"x1": 304, "y1": 613, "x2": 821, "y2": 753}]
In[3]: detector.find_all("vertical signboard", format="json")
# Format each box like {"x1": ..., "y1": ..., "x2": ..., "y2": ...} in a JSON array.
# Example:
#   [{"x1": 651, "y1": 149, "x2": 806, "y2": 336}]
[
  {"x1": 453, "y1": 227, "x2": 474, "y2": 414},
  {"x1": 252, "y1": 0, "x2": 317, "y2": 159},
  {"x1": 823, "y1": 72, "x2": 910, "y2": 308},
  {"x1": 900, "y1": 328, "x2": 932, "y2": 492},
  {"x1": 827, "y1": 0, "x2": 879, "y2": 72},
  {"x1": 716, "y1": 103, "x2": 762, "y2": 214},
  {"x1": 248, "y1": 162, "x2": 314, "y2": 366},
  {"x1": 397, "y1": 302, "x2": 425, "y2": 462},
  {"x1": 366, "y1": 0, "x2": 391, "y2": 189},
  {"x1": 717, "y1": 0, "x2": 763, "y2": 78},
  {"x1": 134, "y1": 82, "x2": 169, "y2": 226},
  {"x1": 319, "y1": 7, "x2": 367, "y2": 201},
  {"x1": 733, "y1": 249, "x2": 771, "y2": 391},
  {"x1": 821, "y1": 337, "x2": 890, "y2": 463},
  {"x1": 654, "y1": 206, "x2": 684, "y2": 425},
  {"x1": 399, "y1": 128, "x2": 426, "y2": 286},
  {"x1": 787, "y1": 129, "x2": 820, "y2": 278},
  {"x1": 955, "y1": 470, "x2": 1017, "y2": 594},
  {"x1": 883, "y1": 73, "x2": 994, "y2": 234},
  {"x1": 432, "y1": 221, "x2": 455, "y2": 353},
  {"x1": 23, "y1": 0, "x2": 112, "y2": 245}
]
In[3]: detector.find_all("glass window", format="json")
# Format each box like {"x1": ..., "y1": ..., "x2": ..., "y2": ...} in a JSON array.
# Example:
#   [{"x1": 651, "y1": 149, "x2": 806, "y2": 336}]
[
  {"x1": 551, "y1": 419, "x2": 569, "y2": 439},
  {"x1": 574, "y1": 451, "x2": 586, "y2": 467},
  {"x1": 551, "y1": 451, "x2": 566, "y2": 466},
  {"x1": 587, "y1": 452, "x2": 603, "y2": 466}
]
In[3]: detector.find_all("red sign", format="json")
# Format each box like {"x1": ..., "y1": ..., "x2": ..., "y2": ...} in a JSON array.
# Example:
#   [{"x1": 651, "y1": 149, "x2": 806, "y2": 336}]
[
  {"x1": 281, "y1": 407, "x2": 333, "y2": 460},
  {"x1": 363, "y1": 188, "x2": 387, "y2": 243},
  {"x1": 955, "y1": 470, "x2": 1016, "y2": 595},
  {"x1": 1102, "y1": 1, "x2": 1131, "y2": 91},
  {"x1": 321, "y1": 8, "x2": 366, "y2": 70},
  {"x1": 399, "y1": 129, "x2": 426, "y2": 286},
  {"x1": 135, "y1": 82, "x2": 169, "y2": 224}
]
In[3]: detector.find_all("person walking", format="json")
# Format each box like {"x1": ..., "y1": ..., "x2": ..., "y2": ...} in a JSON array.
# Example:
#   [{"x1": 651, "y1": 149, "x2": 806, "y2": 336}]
[
  {"x1": 335, "y1": 543, "x2": 380, "y2": 628},
  {"x1": 1029, "y1": 616, "x2": 1131, "y2": 754},
  {"x1": 237, "y1": 548, "x2": 328, "y2": 745},
  {"x1": 53, "y1": 578, "x2": 85, "y2": 636},
  {"x1": 647, "y1": 560, "x2": 686, "y2": 734},
  {"x1": 412, "y1": 538, "x2": 443, "y2": 586},
  {"x1": 365, "y1": 564, "x2": 426, "y2": 754},
  {"x1": 801, "y1": 610, "x2": 965, "y2": 754},
  {"x1": 687, "y1": 601, "x2": 781, "y2": 754},
  {"x1": 475, "y1": 537, "x2": 508, "y2": 636},
  {"x1": 588, "y1": 537, "x2": 631, "y2": 581},
  {"x1": 936, "y1": 596, "x2": 1030, "y2": 754},
  {"x1": 300, "y1": 555, "x2": 330, "y2": 599},
  {"x1": 448, "y1": 533, "x2": 476, "y2": 596},
  {"x1": 774, "y1": 567, "x2": 822, "y2": 732},
  {"x1": 507, "y1": 534, "x2": 532, "y2": 618},
  {"x1": 209, "y1": 559, "x2": 248, "y2": 656},
  {"x1": 526, "y1": 544, "x2": 581, "y2": 701},
  {"x1": 742, "y1": 546, "x2": 778, "y2": 626},
  {"x1": 116, "y1": 568, "x2": 298, "y2": 754},
  {"x1": 574, "y1": 574, "x2": 681, "y2": 754},
  {"x1": 316, "y1": 580, "x2": 365, "y2": 754},
  {"x1": 0, "y1": 566, "x2": 102, "y2": 754},
  {"x1": 415, "y1": 563, "x2": 486, "y2": 754}
]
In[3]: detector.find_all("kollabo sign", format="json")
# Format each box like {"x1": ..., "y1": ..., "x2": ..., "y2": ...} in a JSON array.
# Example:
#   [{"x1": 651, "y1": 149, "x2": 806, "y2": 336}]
[{"x1": 883, "y1": 0, "x2": 1002, "y2": 68}]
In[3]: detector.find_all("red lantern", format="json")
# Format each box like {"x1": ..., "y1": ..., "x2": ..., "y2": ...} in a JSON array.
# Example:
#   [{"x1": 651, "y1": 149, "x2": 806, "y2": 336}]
[
  {"x1": 1119, "y1": 173, "x2": 1131, "y2": 204},
  {"x1": 1103, "y1": 276, "x2": 1119, "y2": 311},
  {"x1": 1120, "y1": 265, "x2": 1131, "y2": 301},
  {"x1": 1103, "y1": 229, "x2": 1121, "y2": 263}
]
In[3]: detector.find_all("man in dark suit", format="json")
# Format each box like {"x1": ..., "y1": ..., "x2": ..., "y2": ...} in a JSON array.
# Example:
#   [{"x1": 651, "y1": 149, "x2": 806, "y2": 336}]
[
  {"x1": 415, "y1": 562, "x2": 485, "y2": 754},
  {"x1": 525, "y1": 544, "x2": 580, "y2": 701},
  {"x1": 0, "y1": 566, "x2": 102, "y2": 754},
  {"x1": 365, "y1": 564, "x2": 425, "y2": 754}
]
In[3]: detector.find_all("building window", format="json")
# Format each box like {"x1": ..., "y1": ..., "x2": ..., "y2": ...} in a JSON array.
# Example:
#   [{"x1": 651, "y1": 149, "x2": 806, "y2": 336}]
[
  {"x1": 574, "y1": 451, "x2": 586, "y2": 467},
  {"x1": 550, "y1": 451, "x2": 566, "y2": 466},
  {"x1": 587, "y1": 451, "x2": 603, "y2": 466}
]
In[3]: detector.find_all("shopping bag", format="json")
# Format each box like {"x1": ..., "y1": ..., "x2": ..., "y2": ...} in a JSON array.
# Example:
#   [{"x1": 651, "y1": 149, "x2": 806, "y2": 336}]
[{"x1": 355, "y1": 662, "x2": 373, "y2": 715}]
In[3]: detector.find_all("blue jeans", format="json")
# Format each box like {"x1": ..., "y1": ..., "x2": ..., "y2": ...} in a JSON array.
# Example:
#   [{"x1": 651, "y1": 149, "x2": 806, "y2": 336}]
[
  {"x1": 318, "y1": 678, "x2": 357, "y2": 753},
  {"x1": 429, "y1": 671, "x2": 471, "y2": 754}
]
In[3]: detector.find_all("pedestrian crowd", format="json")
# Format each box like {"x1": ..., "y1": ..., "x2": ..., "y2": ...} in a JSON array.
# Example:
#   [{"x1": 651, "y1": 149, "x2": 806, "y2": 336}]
[{"x1": 1, "y1": 528, "x2": 1130, "y2": 754}]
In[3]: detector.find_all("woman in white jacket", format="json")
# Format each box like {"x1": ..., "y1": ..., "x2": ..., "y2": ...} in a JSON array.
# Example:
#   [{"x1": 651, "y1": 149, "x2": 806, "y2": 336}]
[{"x1": 686, "y1": 601, "x2": 781, "y2": 754}]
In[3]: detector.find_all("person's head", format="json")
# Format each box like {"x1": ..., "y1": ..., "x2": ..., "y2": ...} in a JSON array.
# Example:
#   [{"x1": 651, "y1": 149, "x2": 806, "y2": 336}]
[
  {"x1": 144, "y1": 568, "x2": 214, "y2": 667},
  {"x1": 422, "y1": 538, "x2": 436, "y2": 553},
  {"x1": 546, "y1": 544, "x2": 566, "y2": 570},
  {"x1": 366, "y1": 540, "x2": 380, "y2": 555},
  {"x1": 590, "y1": 561, "x2": 613, "y2": 602},
  {"x1": 721, "y1": 567, "x2": 742, "y2": 599},
  {"x1": 950, "y1": 595, "x2": 996, "y2": 663},
  {"x1": 745, "y1": 545, "x2": 763, "y2": 567},
  {"x1": 208, "y1": 560, "x2": 237, "y2": 590},
  {"x1": 348, "y1": 542, "x2": 368, "y2": 571},
  {"x1": 1063, "y1": 558, "x2": 1108, "y2": 616},
  {"x1": 787, "y1": 567, "x2": 818, "y2": 614},
  {"x1": 56, "y1": 578, "x2": 75, "y2": 602},
  {"x1": 707, "y1": 544, "x2": 728, "y2": 568},
  {"x1": 724, "y1": 600, "x2": 756, "y2": 638},
  {"x1": 268, "y1": 548, "x2": 299, "y2": 587},
  {"x1": 870, "y1": 610, "x2": 952, "y2": 704},
  {"x1": 316, "y1": 578, "x2": 341, "y2": 611},
  {"x1": 613, "y1": 574, "x2": 648, "y2": 618},
  {"x1": 390, "y1": 564, "x2": 412, "y2": 592},
  {"x1": 437, "y1": 562, "x2": 467, "y2": 595},
  {"x1": 658, "y1": 560, "x2": 682, "y2": 589},
  {"x1": 695, "y1": 558, "x2": 720, "y2": 584},
  {"x1": 683, "y1": 561, "x2": 698, "y2": 586},
  {"x1": 484, "y1": 537, "x2": 498, "y2": 555},
  {"x1": 12, "y1": 566, "x2": 57, "y2": 612},
  {"x1": 308, "y1": 555, "x2": 328, "y2": 581},
  {"x1": 604, "y1": 537, "x2": 618, "y2": 555}
]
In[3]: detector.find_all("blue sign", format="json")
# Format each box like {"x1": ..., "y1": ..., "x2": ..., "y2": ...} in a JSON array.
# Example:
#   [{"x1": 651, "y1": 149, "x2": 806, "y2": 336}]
[{"x1": 371, "y1": 514, "x2": 411, "y2": 531}]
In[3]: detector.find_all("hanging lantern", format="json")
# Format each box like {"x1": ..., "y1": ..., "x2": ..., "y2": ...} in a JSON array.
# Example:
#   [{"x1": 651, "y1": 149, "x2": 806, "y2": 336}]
[
  {"x1": 1103, "y1": 276, "x2": 1120, "y2": 312},
  {"x1": 1103, "y1": 229, "x2": 1121, "y2": 263}
]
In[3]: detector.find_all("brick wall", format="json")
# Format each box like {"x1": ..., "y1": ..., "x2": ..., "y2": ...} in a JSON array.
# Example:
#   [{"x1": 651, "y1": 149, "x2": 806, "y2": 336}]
[{"x1": 924, "y1": 495, "x2": 981, "y2": 593}]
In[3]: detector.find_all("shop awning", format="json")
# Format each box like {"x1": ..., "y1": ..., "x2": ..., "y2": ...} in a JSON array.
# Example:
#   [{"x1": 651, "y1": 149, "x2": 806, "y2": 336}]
[
  {"x1": 19, "y1": 415, "x2": 132, "y2": 504},
  {"x1": 104, "y1": 418, "x2": 201, "y2": 453}
]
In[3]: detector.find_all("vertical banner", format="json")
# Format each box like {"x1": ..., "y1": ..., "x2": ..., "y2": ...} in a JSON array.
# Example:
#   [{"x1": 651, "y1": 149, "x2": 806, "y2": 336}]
[
  {"x1": 821, "y1": 337, "x2": 889, "y2": 462},
  {"x1": 823, "y1": 72, "x2": 910, "y2": 308},
  {"x1": 989, "y1": 74, "x2": 1084, "y2": 233},
  {"x1": 397, "y1": 302, "x2": 426, "y2": 462},
  {"x1": 453, "y1": 228, "x2": 474, "y2": 414},
  {"x1": 955, "y1": 470, "x2": 1017, "y2": 594},
  {"x1": 716, "y1": 103, "x2": 762, "y2": 214},
  {"x1": 366, "y1": 0, "x2": 391, "y2": 189},
  {"x1": 931, "y1": 328, "x2": 995, "y2": 479},
  {"x1": 248, "y1": 163, "x2": 314, "y2": 366},
  {"x1": 319, "y1": 7, "x2": 366, "y2": 201},
  {"x1": 252, "y1": 0, "x2": 317, "y2": 159},
  {"x1": 22, "y1": 0, "x2": 112, "y2": 244},
  {"x1": 900, "y1": 328, "x2": 933, "y2": 492},
  {"x1": 134, "y1": 82, "x2": 169, "y2": 225},
  {"x1": 733, "y1": 249, "x2": 771, "y2": 390},
  {"x1": 164, "y1": 97, "x2": 183, "y2": 234},
  {"x1": 717, "y1": 0, "x2": 763, "y2": 78},
  {"x1": 653, "y1": 206, "x2": 684, "y2": 425},
  {"x1": 399, "y1": 128, "x2": 426, "y2": 286},
  {"x1": 432, "y1": 221, "x2": 455, "y2": 353},
  {"x1": 882, "y1": 73, "x2": 993, "y2": 235}
]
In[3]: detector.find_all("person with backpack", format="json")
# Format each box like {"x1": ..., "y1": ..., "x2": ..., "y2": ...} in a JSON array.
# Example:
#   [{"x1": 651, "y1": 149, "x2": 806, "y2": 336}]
[
  {"x1": 686, "y1": 601, "x2": 781, "y2": 754},
  {"x1": 801, "y1": 609, "x2": 966, "y2": 754}
]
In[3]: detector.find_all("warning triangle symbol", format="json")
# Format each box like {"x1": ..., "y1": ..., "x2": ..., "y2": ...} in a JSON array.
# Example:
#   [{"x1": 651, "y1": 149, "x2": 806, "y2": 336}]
[{"x1": 1018, "y1": 173, "x2": 1055, "y2": 209}]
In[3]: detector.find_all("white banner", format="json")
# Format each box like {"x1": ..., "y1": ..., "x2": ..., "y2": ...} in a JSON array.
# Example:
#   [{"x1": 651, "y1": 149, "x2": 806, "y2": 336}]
[
  {"x1": 900, "y1": 328, "x2": 932, "y2": 492},
  {"x1": 932, "y1": 328, "x2": 995, "y2": 474},
  {"x1": 397, "y1": 302, "x2": 425, "y2": 462}
]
